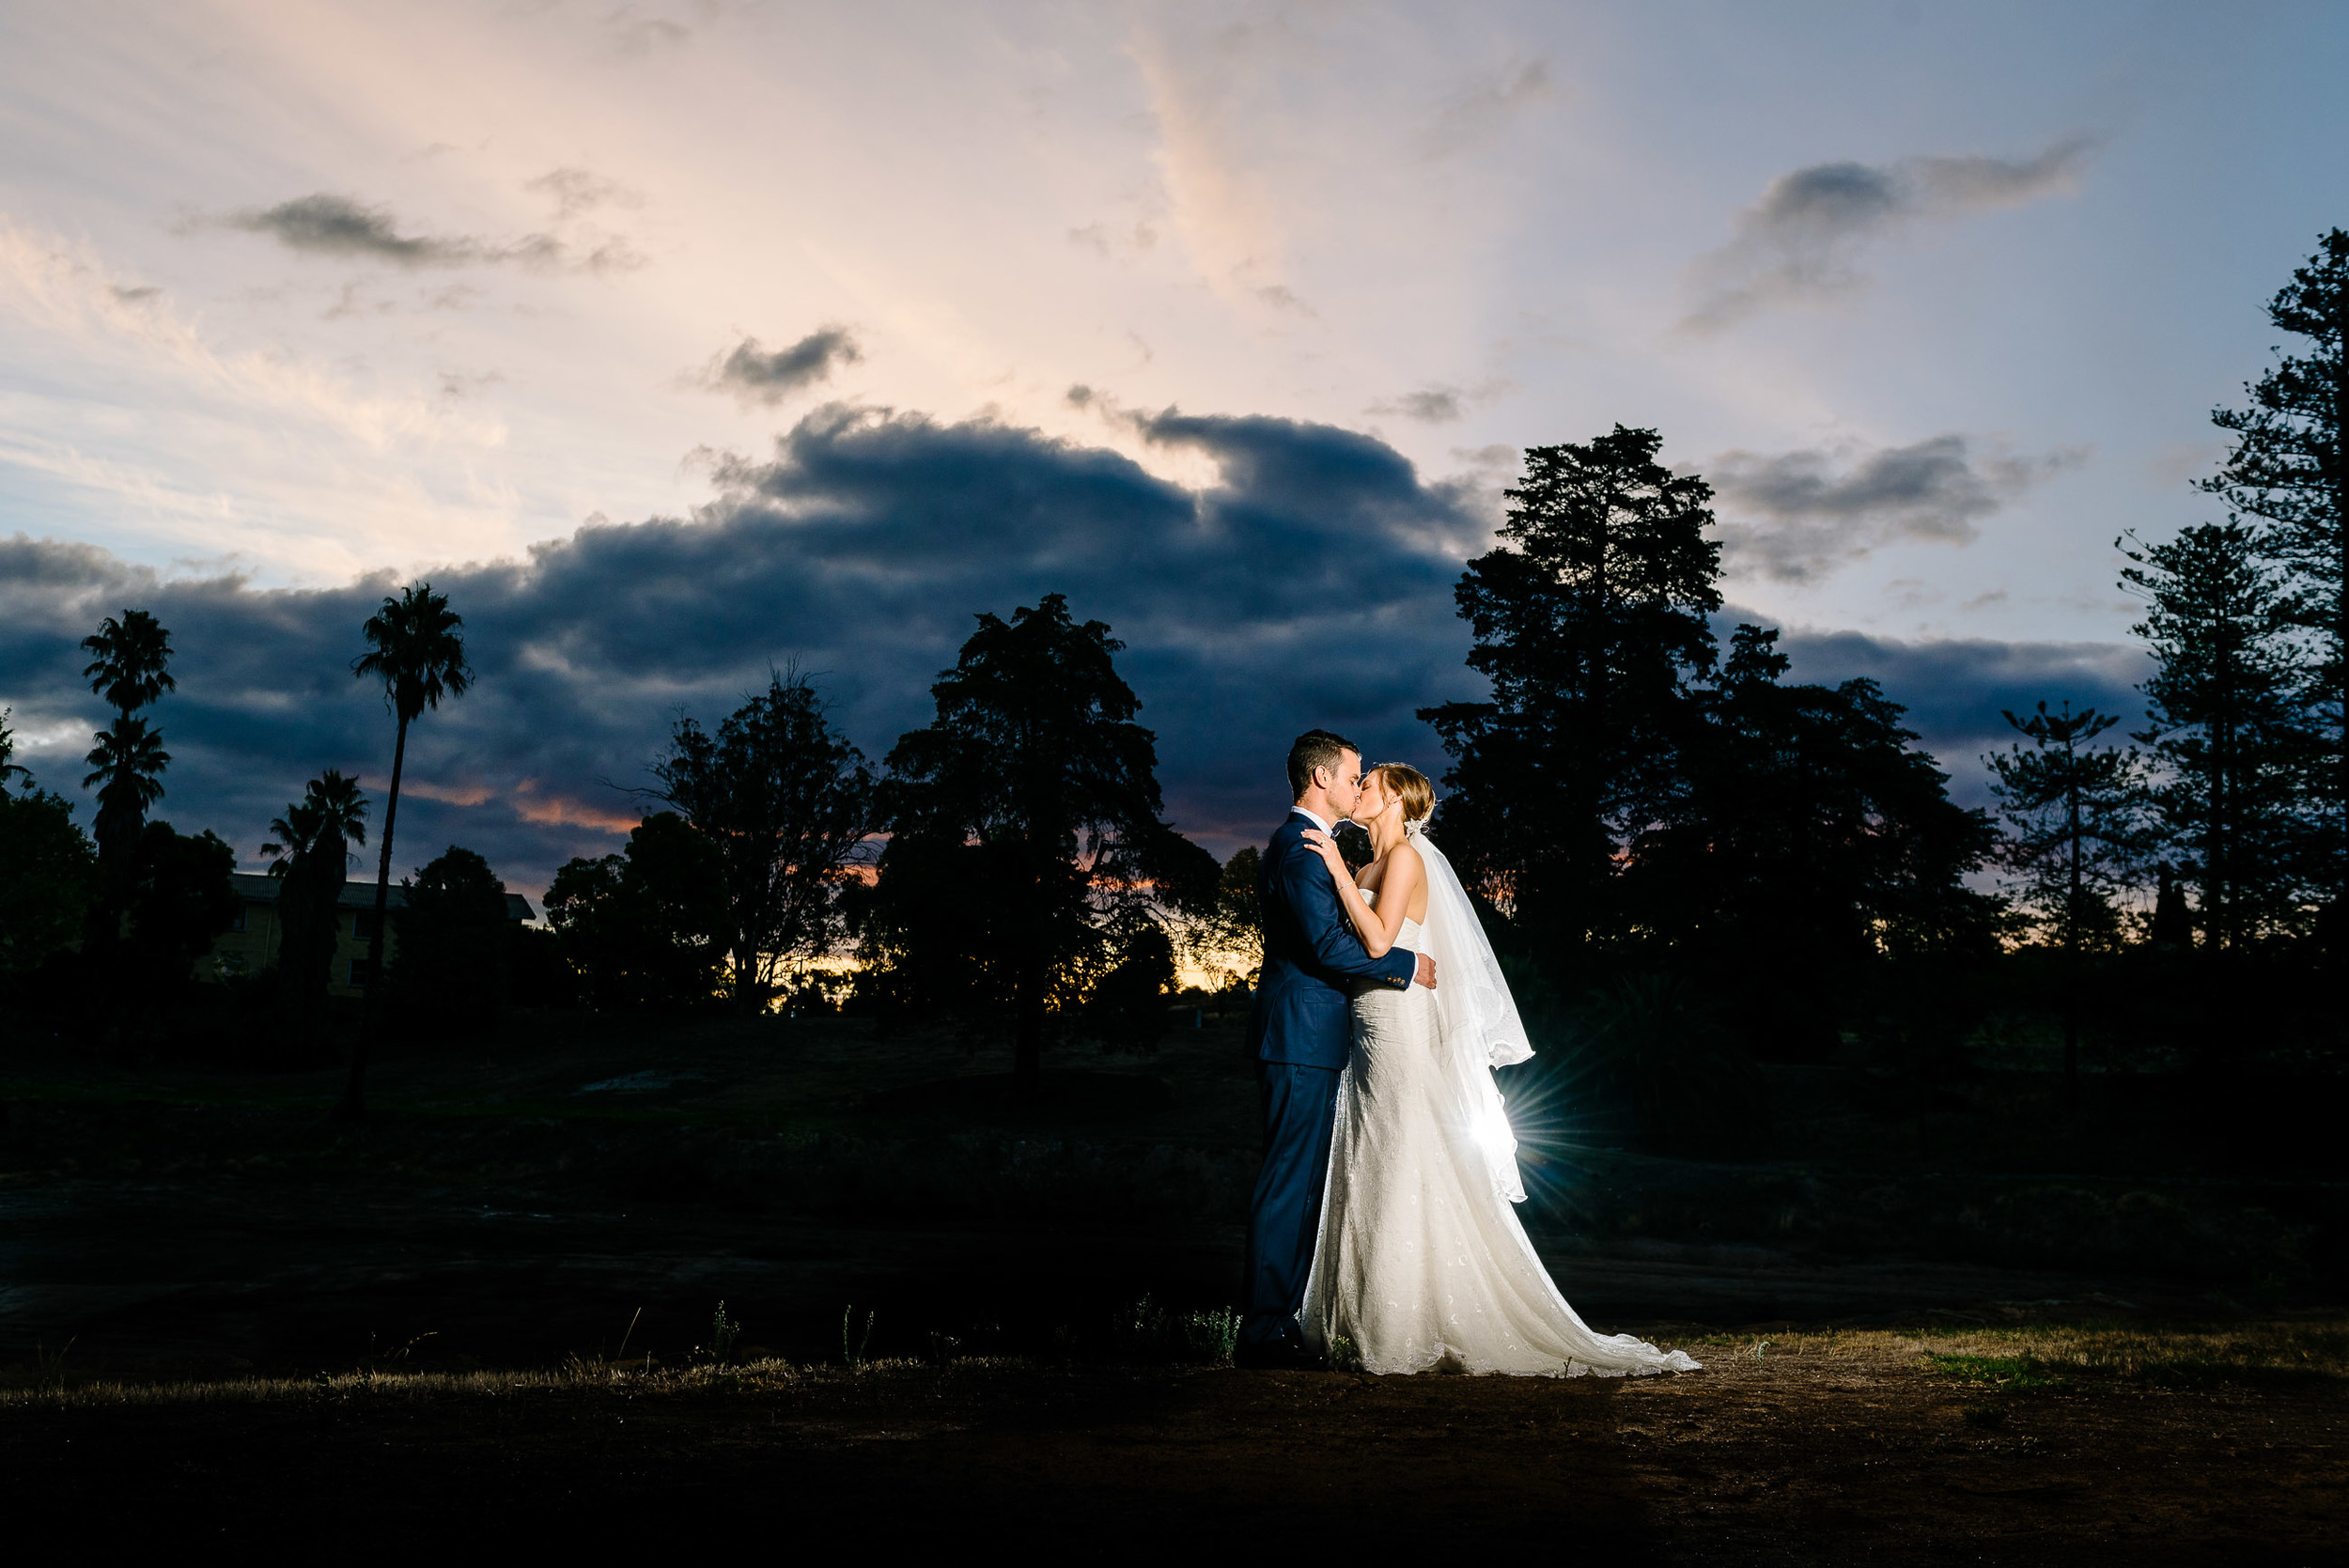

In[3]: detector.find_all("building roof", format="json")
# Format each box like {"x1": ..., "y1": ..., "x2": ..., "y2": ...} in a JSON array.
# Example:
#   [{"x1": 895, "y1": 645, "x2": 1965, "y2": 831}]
[{"x1": 230, "y1": 871, "x2": 535, "y2": 923}]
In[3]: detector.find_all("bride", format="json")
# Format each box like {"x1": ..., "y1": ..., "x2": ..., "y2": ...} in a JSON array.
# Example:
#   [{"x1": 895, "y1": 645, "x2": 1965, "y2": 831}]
[{"x1": 1295, "y1": 763, "x2": 1699, "y2": 1378}]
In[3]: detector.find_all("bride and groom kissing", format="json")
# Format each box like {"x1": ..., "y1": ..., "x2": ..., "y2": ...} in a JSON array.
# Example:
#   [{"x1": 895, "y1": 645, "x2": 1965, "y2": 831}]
[{"x1": 1238, "y1": 730, "x2": 1700, "y2": 1379}]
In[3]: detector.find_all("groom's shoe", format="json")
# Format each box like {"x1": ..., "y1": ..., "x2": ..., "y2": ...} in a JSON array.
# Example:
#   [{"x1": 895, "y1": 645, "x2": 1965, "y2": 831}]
[{"x1": 1235, "y1": 1341, "x2": 1326, "y2": 1372}]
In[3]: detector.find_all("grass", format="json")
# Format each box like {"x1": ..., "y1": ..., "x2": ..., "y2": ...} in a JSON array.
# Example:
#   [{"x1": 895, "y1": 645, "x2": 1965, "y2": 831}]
[
  {"x1": 0, "y1": 1353, "x2": 1022, "y2": 1411},
  {"x1": 1909, "y1": 1318, "x2": 2349, "y2": 1392}
]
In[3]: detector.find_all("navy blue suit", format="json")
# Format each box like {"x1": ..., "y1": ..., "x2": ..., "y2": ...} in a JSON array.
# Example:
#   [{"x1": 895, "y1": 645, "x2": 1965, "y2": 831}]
[{"x1": 1240, "y1": 810, "x2": 1418, "y2": 1353}]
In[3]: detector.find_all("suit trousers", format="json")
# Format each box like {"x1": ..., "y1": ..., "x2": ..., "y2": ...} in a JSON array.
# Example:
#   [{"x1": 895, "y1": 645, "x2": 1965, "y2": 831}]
[{"x1": 1241, "y1": 1058, "x2": 1343, "y2": 1349}]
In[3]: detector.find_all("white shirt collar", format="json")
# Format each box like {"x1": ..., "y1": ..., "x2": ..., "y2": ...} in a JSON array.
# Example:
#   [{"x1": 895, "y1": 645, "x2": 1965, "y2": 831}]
[{"x1": 1290, "y1": 805, "x2": 1332, "y2": 832}]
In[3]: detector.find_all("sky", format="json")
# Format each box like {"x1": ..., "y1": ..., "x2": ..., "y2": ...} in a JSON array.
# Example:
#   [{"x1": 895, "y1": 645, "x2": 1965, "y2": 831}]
[{"x1": 3, "y1": 0, "x2": 2345, "y2": 902}]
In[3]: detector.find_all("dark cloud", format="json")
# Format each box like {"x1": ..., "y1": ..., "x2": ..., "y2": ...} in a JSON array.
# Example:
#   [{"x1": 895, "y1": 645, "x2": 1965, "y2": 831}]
[
  {"x1": 0, "y1": 407, "x2": 1484, "y2": 899},
  {"x1": 0, "y1": 408, "x2": 2148, "y2": 906},
  {"x1": 697, "y1": 330, "x2": 863, "y2": 405},
  {"x1": 1686, "y1": 137, "x2": 2092, "y2": 329},
  {"x1": 1710, "y1": 435, "x2": 2087, "y2": 581},
  {"x1": 223, "y1": 194, "x2": 482, "y2": 267},
  {"x1": 1746, "y1": 610, "x2": 2150, "y2": 806},
  {"x1": 216, "y1": 194, "x2": 644, "y2": 274}
]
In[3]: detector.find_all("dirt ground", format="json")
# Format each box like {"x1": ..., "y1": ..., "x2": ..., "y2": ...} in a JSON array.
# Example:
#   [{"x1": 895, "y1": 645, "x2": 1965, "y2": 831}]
[{"x1": 4, "y1": 1327, "x2": 2341, "y2": 1564}]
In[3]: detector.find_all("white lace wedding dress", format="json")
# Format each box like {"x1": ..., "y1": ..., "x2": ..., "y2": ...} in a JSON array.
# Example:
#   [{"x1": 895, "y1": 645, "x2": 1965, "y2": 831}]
[{"x1": 1299, "y1": 889, "x2": 1700, "y2": 1378}]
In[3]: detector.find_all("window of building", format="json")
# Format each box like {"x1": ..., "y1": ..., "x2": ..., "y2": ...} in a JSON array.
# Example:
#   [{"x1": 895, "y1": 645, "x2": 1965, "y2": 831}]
[
  {"x1": 231, "y1": 903, "x2": 252, "y2": 933},
  {"x1": 347, "y1": 956, "x2": 374, "y2": 989},
  {"x1": 351, "y1": 908, "x2": 379, "y2": 941}
]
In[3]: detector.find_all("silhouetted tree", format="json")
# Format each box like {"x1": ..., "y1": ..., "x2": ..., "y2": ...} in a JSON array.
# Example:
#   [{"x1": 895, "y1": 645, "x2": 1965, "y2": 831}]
[
  {"x1": 1088, "y1": 917, "x2": 1177, "y2": 1050},
  {"x1": 0, "y1": 707, "x2": 28, "y2": 791},
  {"x1": 864, "y1": 595, "x2": 1218, "y2": 1090},
  {"x1": 2123, "y1": 523, "x2": 2315, "y2": 954},
  {"x1": 2205, "y1": 228, "x2": 2349, "y2": 908},
  {"x1": 1174, "y1": 846, "x2": 1264, "y2": 996},
  {"x1": 0, "y1": 783, "x2": 99, "y2": 980},
  {"x1": 1987, "y1": 701, "x2": 2155, "y2": 1106},
  {"x1": 1631, "y1": 625, "x2": 1999, "y2": 1062},
  {"x1": 1421, "y1": 427, "x2": 1720, "y2": 951},
  {"x1": 651, "y1": 674, "x2": 879, "y2": 1011},
  {"x1": 258, "y1": 770, "x2": 369, "y2": 1036},
  {"x1": 347, "y1": 583, "x2": 471, "y2": 1118},
  {"x1": 121, "y1": 821, "x2": 239, "y2": 1000},
  {"x1": 387, "y1": 846, "x2": 510, "y2": 1032},
  {"x1": 546, "y1": 812, "x2": 727, "y2": 1010},
  {"x1": 78, "y1": 610, "x2": 175, "y2": 950}
]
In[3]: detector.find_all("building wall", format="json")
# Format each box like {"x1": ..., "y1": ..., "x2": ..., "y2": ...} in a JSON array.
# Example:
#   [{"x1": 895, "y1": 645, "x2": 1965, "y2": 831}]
[{"x1": 201, "y1": 885, "x2": 400, "y2": 998}]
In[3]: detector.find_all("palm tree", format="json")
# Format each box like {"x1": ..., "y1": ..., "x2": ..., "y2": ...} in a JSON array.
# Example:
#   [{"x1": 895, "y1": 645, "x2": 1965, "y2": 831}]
[
  {"x1": 261, "y1": 770, "x2": 369, "y2": 1033},
  {"x1": 344, "y1": 584, "x2": 471, "y2": 1120},
  {"x1": 80, "y1": 610, "x2": 176, "y2": 892},
  {"x1": 81, "y1": 610, "x2": 176, "y2": 718},
  {"x1": 83, "y1": 715, "x2": 170, "y2": 875}
]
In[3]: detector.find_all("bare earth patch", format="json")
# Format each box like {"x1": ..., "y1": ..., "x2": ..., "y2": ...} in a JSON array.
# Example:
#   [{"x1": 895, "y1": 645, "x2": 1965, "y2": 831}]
[{"x1": 6, "y1": 1319, "x2": 2341, "y2": 1562}]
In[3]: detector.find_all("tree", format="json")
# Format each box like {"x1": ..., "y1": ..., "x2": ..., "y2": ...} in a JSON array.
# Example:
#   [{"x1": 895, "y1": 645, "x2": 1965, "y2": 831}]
[
  {"x1": 387, "y1": 846, "x2": 511, "y2": 1032},
  {"x1": 546, "y1": 812, "x2": 727, "y2": 1010},
  {"x1": 1630, "y1": 625, "x2": 1999, "y2": 1062},
  {"x1": 1174, "y1": 846, "x2": 1264, "y2": 996},
  {"x1": 0, "y1": 706, "x2": 29, "y2": 791},
  {"x1": 651, "y1": 674, "x2": 879, "y2": 1011},
  {"x1": 78, "y1": 609, "x2": 176, "y2": 936},
  {"x1": 2123, "y1": 523, "x2": 2315, "y2": 954},
  {"x1": 866, "y1": 595, "x2": 1218, "y2": 1090},
  {"x1": 120, "y1": 821, "x2": 240, "y2": 998},
  {"x1": 1421, "y1": 427, "x2": 1721, "y2": 951},
  {"x1": 0, "y1": 785, "x2": 99, "y2": 979},
  {"x1": 258, "y1": 770, "x2": 369, "y2": 1033},
  {"x1": 1986, "y1": 701, "x2": 2155, "y2": 1107},
  {"x1": 82, "y1": 716, "x2": 169, "y2": 920},
  {"x1": 2204, "y1": 229, "x2": 2349, "y2": 907},
  {"x1": 346, "y1": 583, "x2": 471, "y2": 1119}
]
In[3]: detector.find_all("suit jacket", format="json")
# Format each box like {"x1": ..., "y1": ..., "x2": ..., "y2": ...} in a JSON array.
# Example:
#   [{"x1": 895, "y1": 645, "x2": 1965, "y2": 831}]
[{"x1": 1245, "y1": 809, "x2": 1418, "y2": 1069}]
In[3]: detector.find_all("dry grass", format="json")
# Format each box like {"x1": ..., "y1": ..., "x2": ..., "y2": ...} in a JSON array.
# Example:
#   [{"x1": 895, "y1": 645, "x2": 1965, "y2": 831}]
[
  {"x1": 0, "y1": 1352, "x2": 1025, "y2": 1410},
  {"x1": 1674, "y1": 1315, "x2": 2349, "y2": 1392}
]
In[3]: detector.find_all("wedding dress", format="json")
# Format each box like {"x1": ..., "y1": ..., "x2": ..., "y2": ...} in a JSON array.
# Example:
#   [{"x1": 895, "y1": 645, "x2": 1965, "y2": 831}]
[{"x1": 1299, "y1": 839, "x2": 1700, "y2": 1378}]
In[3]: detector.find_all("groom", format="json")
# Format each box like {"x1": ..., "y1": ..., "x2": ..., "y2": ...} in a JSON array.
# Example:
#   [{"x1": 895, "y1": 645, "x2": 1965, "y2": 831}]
[{"x1": 1238, "y1": 730, "x2": 1436, "y2": 1369}]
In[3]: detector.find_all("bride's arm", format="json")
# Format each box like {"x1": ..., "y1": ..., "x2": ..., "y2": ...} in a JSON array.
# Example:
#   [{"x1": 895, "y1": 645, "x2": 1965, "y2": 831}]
[{"x1": 1299, "y1": 831, "x2": 1418, "y2": 958}]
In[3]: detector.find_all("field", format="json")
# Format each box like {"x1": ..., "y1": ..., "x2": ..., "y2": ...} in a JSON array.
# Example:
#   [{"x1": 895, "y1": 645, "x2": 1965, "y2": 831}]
[{"x1": 2, "y1": 1010, "x2": 2343, "y2": 1560}]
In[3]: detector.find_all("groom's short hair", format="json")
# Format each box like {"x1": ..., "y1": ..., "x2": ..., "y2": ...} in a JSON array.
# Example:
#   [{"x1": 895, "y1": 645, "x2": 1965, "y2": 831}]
[{"x1": 1287, "y1": 730, "x2": 1358, "y2": 800}]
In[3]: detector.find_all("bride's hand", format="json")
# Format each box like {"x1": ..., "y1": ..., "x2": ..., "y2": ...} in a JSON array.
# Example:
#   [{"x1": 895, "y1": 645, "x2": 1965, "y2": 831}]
[{"x1": 1300, "y1": 827, "x2": 1348, "y2": 877}]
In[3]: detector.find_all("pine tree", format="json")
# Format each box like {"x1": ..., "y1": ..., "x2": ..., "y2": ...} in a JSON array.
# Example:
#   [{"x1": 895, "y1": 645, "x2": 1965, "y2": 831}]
[
  {"x1": 1986, "y1": 701, "x2": 2154, "y2": 1106},
  {"x1": 1421, "y1": 427, "x2": 1720, "y2": 951},
  {"x1": 2122, "y1": 523, "x2": 2316, "y2": 953},
  {"x1": 2205, "y1": 229, "x2": 2349, "y2": 907}
]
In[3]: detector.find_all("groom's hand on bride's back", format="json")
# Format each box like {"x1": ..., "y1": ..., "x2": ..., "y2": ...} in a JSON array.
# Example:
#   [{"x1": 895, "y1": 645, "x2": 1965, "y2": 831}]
[{"x1": 1415, "y1": 952, "x2": 1437, "y2": 989}]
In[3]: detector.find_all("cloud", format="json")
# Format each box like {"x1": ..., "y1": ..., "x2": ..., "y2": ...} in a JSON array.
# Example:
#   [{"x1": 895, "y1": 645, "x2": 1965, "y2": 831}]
[
  {"x1": 222, "y1": 194, "x2": 483, "y2": 267},
  {"x1": 1418, "y1": 59, "x2": 1554, "y2": 157},
  {"x1": 1749, "y1": 612, "x2": 2150, "y2": 805},
  {"x1": 214, "y1": 194, "x2": 644, "y2": 274},
  {"x1": 0, "y1": 406, "x2": 1487, "y2": 898},
  {"x1": 1367, "y1": 378, "x2": 1511, "y2": 425},
  {"x1": 1709, "y1": 434, "x2": 2087, "y2": 581},
  {"x1": 525, "y1": 167, "x2": 643, "y2": 221},
  {"x1": 0, "y1": 401, "x2": 2155, "y2": 898},
  {"x1": 694, "y1": 328, "x2": 863, "y2": 405},
  {"x1": 1686, "y1": 137, "x2": 2092, "y2": 329}
]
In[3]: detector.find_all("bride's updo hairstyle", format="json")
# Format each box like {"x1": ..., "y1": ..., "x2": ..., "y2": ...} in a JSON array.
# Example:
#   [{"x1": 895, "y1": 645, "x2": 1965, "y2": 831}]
[{"x1": 1371, "y1": 763, "x2": 1435, "y2": 830}]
